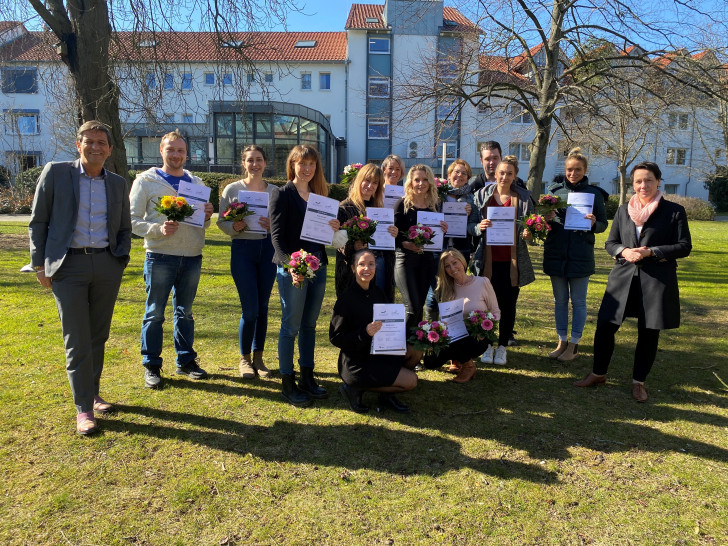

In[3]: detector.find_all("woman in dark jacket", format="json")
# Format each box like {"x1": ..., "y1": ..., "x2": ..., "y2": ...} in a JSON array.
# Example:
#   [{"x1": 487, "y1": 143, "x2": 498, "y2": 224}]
[
  {"x1": 330, "y1": 249, "x2": 417, "y2": 413},
  {"x1": 543, "y1": 148, "x2": 608, "y2": 361},
  {"x1": 574, "y1": 162, "x2": 691, "y2": 402}
]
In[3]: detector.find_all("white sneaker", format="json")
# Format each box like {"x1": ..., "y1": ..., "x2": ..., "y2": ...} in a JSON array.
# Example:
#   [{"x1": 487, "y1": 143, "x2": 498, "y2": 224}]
[
  {"x1": 481, "y1": 345, "x2": 494, "y2": 364},
  {"x1": 493, "y1": 345, "x2": 507, "y2": 365}
]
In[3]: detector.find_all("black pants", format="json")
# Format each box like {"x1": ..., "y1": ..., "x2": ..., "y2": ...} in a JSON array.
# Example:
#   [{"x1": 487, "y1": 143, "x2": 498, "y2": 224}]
[
  {"x1": 395, "y1": 250, "x2": 435, "y2": 333},
  {"x1": 489, "y1": 261, "x2": 520, "y2": 346},
  {"x1": 423, "y1": 336, "x2": 490, "y2": 369},
  {"x1": 593, "y1": 276, "x2": 661, "y2": 382}
]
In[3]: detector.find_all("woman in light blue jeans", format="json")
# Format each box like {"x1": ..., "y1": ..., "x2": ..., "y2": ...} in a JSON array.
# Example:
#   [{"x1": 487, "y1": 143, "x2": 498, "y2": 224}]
[
  {"x1": 269, "y1": 145, "x2": 340, "y2": 407},
  {"x1": 217, "y1": 145, "x2": 277, "y2": 379}
]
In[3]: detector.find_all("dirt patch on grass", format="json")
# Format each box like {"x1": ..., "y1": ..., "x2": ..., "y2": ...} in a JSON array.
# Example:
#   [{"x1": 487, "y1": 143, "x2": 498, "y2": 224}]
[{"x1": 0, "y1": 232, "x2": 29, "y2": 251}]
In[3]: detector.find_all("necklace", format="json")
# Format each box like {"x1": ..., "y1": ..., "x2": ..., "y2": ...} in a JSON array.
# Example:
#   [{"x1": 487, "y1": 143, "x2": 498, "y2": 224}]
[{"x1": 454, "y1": 275, "x2": 474, "y2": 287}]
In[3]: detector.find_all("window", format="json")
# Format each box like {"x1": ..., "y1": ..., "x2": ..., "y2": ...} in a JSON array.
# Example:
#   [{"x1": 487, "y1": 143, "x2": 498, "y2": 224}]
[
  {"x1": 437, "y1": 100, "x2": 458, "y2": 121},
  {"x1": 509, "y1": 104, "x2": 532, "y2": 124},
  {"x1": 509, "y1": 142, "x2": 530, "y2": 162},
  {"x1": 182, "y1": 114, "x2": 194, "y2": 124},
  {"x1": 301, "y1": 73, "x2": 311, "y2": 90},
  {"x1": 369, "y1": 37, "x2": 390, "y2": 54},
  {"x1": 295, "y1": 40, "x2": 317, "y2": 48},
  {"x1": 246, "y1": 73, "x2": 255, "y2": 84},
  {"x1": 163, "y1": 73, "x2": 173, "y2": 90},
  {"x1": 223, "y1": 73, "x2": 233, "y2": 86},
  {"x1": 319, "y1": 73, "x2": 331, "y2": 90},
  {"x1": 145, "y1": 72, "x2": 156, "y2": 89},
  {"x1": 368, "y1": 76, "x2": 389, "y2": 97},
  {"x1": 666, "y1": 147, "x2": 687, "y2": 165},
  {"x1": 668, "y1": 113, "x2": 689, "y2": 130},
  {"x1": 368, "y1": 120, "x2": 389, "y2": 139},
  {"x1": 664, "y1": 184, "x2": 679, "y2": 194},
  {"x1": 365, "y1": 17, "x2": 379, "y2": 24},
  {"x1": 264, "y1": 72, "x2": 274, "y2": 83},
  {"x1": 163, "y1": 113, "x2": 175, "y2": 123},
  {"x1": 204, "y1": 73, "x2": 215, "y2": 85},
  {"x1": 1, "y1": 68, "x2": 38, "y2": 94},
  {"x1": 436, "y1": 141, "x2": 457, "y2": 159},
  {"x1": 181, "y1": 73, "x2": 192, "y2": 90},
  {"x1": 4, "y1": 111, "x2": 40, "y2": 135}
]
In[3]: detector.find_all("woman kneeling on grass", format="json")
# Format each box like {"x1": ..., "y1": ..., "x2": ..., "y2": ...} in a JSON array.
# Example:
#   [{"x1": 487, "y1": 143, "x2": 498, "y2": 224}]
[
  {"x1": 330, "y1": 249, "x2": 418, "y2": 414},
  {"x1": 422, "y1": 249, "x2": 500, "y2": 383}
]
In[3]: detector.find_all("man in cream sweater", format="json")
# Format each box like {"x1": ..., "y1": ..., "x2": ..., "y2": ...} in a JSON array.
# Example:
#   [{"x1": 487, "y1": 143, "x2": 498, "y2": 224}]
[{"x1": 130, "y1": 130, "x2": 214, "y2": 389}]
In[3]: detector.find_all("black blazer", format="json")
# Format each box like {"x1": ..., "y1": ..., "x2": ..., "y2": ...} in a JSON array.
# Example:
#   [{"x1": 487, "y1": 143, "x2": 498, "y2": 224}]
[{"x1": 269, "y1": 181, "x2": 327, "y2": 266}]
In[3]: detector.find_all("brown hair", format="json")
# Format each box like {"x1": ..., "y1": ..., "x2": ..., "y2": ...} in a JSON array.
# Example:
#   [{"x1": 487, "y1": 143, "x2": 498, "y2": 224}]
[
  {"x1": 566, "y1": 147, "x2": 588, "y2": 171},
  {"x1": 498, "y1": 155, "x2": 520, "y2": 175},
  {"x1": 285, "y1": 145, "x2": 328, "y2": 196},
  {"x1": 403, "y1": 164, "x2": 438, "y2": 212},
  {"x1": 160, "y1": 129, "x2": 187, "y2": 148},
  {"x1": 76, "y1": 120, "x2": 112, "y2": 145},
  {"x1": 447, "y1": 159, "x2": 472, "y2": 180},
  {"x1": 348, "y1": 163, "x2": 384, "y2": 211},
  {"x1": 435, "y1": 249, "x2": 469, "y2": 303},
  {"x1": 240, "y1": 144, "x2": 267, "y2": 176}
]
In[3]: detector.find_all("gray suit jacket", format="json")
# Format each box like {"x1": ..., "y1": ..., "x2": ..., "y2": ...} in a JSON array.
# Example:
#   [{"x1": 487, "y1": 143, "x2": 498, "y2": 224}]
[{"x1": 29, "y1": 160, "x2": 132, "y2": 276}]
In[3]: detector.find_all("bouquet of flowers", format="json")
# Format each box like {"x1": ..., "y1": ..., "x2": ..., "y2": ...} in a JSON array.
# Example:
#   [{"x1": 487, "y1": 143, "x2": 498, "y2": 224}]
[
  {"x1": 220, "y1": 199, "x2": 254, "y2": 229},
  {"x1": 435, "y1": 177, "x2": 453, "y2": 202},
  {"x1": 465, "y1": 309, "x2": 498, "y2": 343},
  {"x1": 284, "y1": 250, "x2": 321, "y2": 288},
  {"x1": 522, "y1": 213, "x2": 551, "y2": 244},
  {"x1": 155, "y1": 195, "x2": 194, "y2": 221},
  {"x1": 341, "y1": 163, "x2": 364, "y2": 185},
  {"x1": 342, "y1": 215, "x2": 378, "y2": 246},
  {"x1": 409, "y1": 320, "x2": 451, "y2": 356},
  {"x1": 536, "y1": 194, "x2": 569, "y2": 214},
  {"x1": 405, "y1": 223, "x2": 435, "y2": 248}
]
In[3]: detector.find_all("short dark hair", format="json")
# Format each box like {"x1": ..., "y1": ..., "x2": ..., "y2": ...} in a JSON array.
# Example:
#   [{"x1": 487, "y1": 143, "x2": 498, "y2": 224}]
[
  {"x1": 241, "y1": 144, "x2": 267, "y2": 163},
  {"x1": 77, "y1": 120, "x2": 112, "y2": 145},
  {"x1": 630, "y1": 161, "x2": 662, "y2": 181},
  {"x1": 479, "y1": 141, "x2": 502, "y2": 158}
]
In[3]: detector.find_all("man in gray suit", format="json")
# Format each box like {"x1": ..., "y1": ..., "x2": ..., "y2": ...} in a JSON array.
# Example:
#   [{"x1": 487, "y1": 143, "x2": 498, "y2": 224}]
[{"x1": 29, "y1": 120, "x2": 131, "y2": 436}]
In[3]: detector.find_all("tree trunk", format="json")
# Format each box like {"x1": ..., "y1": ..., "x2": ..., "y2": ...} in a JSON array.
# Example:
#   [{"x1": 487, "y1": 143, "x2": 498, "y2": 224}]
[
  {"x1": 526, "y1": 118, "x2": 551, "y2": 196},
  {"x1": 618, "y1": 164, "x2": 628, "y2": 204}
]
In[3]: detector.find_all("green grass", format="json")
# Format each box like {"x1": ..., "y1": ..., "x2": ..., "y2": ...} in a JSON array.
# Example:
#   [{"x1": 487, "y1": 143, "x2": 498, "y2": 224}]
[{"x1": 0, "y1": 219, "x2": 726, "y2": 545}]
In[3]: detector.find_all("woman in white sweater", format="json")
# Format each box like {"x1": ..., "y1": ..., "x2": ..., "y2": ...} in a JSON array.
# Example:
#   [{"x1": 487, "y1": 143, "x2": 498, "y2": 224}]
[{"x1": 217, "y1": 145, "x2": 278, "y2": 379}]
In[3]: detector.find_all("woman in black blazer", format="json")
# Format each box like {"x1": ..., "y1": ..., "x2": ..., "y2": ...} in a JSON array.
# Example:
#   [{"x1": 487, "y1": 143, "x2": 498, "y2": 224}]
[{"x1": 574, "y1": 162, "x2": 692, "y2": 402}]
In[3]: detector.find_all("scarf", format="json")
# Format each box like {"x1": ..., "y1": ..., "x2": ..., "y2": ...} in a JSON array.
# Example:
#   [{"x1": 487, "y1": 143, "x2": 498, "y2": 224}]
[{"x1": 628, "y1": 190, "x2": 662, "y2": 227}]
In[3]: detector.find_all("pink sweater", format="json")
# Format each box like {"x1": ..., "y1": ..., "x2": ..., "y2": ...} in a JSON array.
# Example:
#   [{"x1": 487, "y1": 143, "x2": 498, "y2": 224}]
[{"x1": 453, "y1": 276, "x2": 501, "y2": 320}]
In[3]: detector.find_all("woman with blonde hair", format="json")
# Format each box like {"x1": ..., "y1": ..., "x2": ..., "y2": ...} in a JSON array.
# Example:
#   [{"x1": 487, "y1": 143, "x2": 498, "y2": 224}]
[
  {"x1": 472, "y1": 156, "x2": 535, "y2": 365},
  {"x1": 269, "y1": 145, "x2": 340, "y2": 407},
  {"x1": 335, "y1": 163, "x2": 397, "y2": 296},
  {"x1": 393, "y1": 164, "x2": 448, "y2": 332},
  {"x1": 421, "y1": 249, "x2": 500, "y2": 382},
  {"x1": 381, "y1": 154, "x2": 406, "y2": 186}
]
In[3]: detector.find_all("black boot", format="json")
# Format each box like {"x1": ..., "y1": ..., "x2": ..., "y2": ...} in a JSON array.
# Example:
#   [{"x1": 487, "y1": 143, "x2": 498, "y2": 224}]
[
  {"x1": 378, "y1": 393, "x2": 410, "y2": 413},
  {"x1": 298, "y1": 367, "x2": 329, "y2": 399},
  {"x1": 281, "y1": 373, "x2": 312, "y2": 407},
  {"x1": 339, "y1": 384, "x2": 369, "y2": 413}
]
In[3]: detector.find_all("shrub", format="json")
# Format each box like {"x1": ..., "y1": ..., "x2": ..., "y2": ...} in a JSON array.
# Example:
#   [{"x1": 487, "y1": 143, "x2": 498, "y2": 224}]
[
  {"x1": 605, "y1": 195, "x2": 620, "y2": 219},
  {"x1": 15, "y1": 166, "x2": 44, "y2": 194},
  {"x1": 663, "y1": 194, "x2": 716, "y2": 221},
  {"x1": 129, "y1": 170, "x2": 232, "y2": 212},
  {"x1": 0, "y1": 188, "x2": 34, "y2": 214},
  {"x1": 705, "y1": 167, "x2": 728, "y2": 212},
  {"x1": 0, "y1": 166, "x2": 11, "y2": 188}
]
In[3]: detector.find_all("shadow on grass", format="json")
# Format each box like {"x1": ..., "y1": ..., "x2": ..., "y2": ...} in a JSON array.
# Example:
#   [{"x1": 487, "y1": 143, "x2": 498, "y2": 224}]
[{"x1": 103, "y1": 404, "x2": 560, "y2": 483}]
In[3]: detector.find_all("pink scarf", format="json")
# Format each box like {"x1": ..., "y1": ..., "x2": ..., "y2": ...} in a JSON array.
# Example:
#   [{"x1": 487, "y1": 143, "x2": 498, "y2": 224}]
[{"x1": 628, "y1": 190, "x2": 662, "y2": 227}]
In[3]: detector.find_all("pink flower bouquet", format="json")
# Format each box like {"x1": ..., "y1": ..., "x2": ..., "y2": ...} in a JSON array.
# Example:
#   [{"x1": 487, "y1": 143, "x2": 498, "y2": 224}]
[
  {"x1": 341, "y1": 163, "x2": 364, "y2": 185},
  {"x1": 221, "y1": 199, "x2": 254, "y2": 229},
  {"x1": 284, "y1": 249, "x2": 321, "y2": 288},
  {"x1": 523, "y1": 213, "x2": 551, "y2": 244},
  {"x1": 435, "y1": 177, "x2": 454, "y2": 202},
  {"x1": 342, "y1": 214, "x2": 378, "y2": 246},
  {"x1": 536, "y1": 194, "x2": 569, "y2": 214},
  {"x1": 405, "y1": 223, "x2": 435, "y2": 249},
  {"x1": 465, "y1": 309, "x2": 498, "y2": 343},
  {"x1": 408, "y1": 320, "x2": 451, "y2": 356}
]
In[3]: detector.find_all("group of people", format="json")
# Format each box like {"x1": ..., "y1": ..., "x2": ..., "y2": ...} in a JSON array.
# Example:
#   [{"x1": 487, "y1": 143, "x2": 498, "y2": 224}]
[{"x1": 28, "y1": 122, "x2": 692, "y2": 434}]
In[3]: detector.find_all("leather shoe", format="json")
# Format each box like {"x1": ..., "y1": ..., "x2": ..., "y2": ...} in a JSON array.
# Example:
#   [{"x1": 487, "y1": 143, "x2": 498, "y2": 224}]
[
  {"x1": 93, "y1": 395, "x2": 115, "y2": 414},
  {"x1": 573, "y1": 372, "x2": 606, "y2": 387},
  {"x1": 76, "y1": 412, "x2": 98, "y2": 436},
  {"x1": 632, "y1": 382, "x2": 648, "y2": 402},
  {"x1": 339, "y1": 384, "x2": 369, "y2": 413},
  {"x1": 378, "y1": 394, "x2": 410, "y2": 413}
]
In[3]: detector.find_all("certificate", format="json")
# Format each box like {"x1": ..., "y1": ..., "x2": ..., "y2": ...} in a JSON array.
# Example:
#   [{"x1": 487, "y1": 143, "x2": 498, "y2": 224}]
[
  {"x1": 417, "y1": 211, "x2": 445, "y2": 252},
  {"x1": 564, "y1": 192, "x2": 595, "y2": 231},
  {"x1": 237, "y1": 190, "x2": 269, "y2": 234},
  {"x1": 178, "y1": 181, "x2": 211, "y2": 228},
  {"x1": 442, "y1": 201, "x2": 468, "y2": 238},
  {"x1": 438, "y1": 298, "x2": 468, "y2": 342},
  {"x1": 366, "y1": 207, "x2": 395, "y2": 251},
  {"x1": 486, "y1": 206, "x2": 515, "y2": 246},
  {"x1": 371, "y1": 303, "x2": 407, "y2": 355},
  {"x1": 383, "y1": 185, "x2": 405, "y2": 209},
  {"x1": 300, "y1": 193, "x2": 339, "y2": 245}
]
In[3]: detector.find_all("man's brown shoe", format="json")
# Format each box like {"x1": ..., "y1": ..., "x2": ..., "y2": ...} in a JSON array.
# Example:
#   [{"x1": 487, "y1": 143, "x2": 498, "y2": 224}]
[{"x1": 574, "y1": 373, "x2": 606, "y2": 387}]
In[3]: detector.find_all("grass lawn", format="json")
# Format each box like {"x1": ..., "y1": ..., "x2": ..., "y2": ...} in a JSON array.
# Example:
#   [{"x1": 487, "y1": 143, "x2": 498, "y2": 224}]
[{"x1": 0, "y1": 218, "x2": 726, "y2": 545}]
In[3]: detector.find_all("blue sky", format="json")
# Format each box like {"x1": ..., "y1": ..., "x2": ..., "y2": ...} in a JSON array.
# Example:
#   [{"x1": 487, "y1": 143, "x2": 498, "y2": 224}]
[{"x1": 271, "y1": 1, "x2": 355, "y2": 31}]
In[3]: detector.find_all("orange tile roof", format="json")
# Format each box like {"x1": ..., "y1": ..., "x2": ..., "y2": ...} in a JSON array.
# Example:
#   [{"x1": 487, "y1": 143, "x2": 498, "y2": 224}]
[{"x1": 346, "y1": 4, "x2": 477, "y2": 32}]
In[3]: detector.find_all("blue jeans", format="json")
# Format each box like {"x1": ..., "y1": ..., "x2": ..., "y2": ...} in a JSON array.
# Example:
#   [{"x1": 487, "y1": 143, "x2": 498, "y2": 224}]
[
  {"x1": 231, "y1": 237, "x2": 276, "y2": 355},
  {"x1": 276, "y1": 263, "x2": 327, "y2": 375},
  {"x1": 550, "y1": 275, "x2": 590, "y2": 343},
  {"x1": 141, "y1": 252, "x2": 202, "y2": 369}
]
